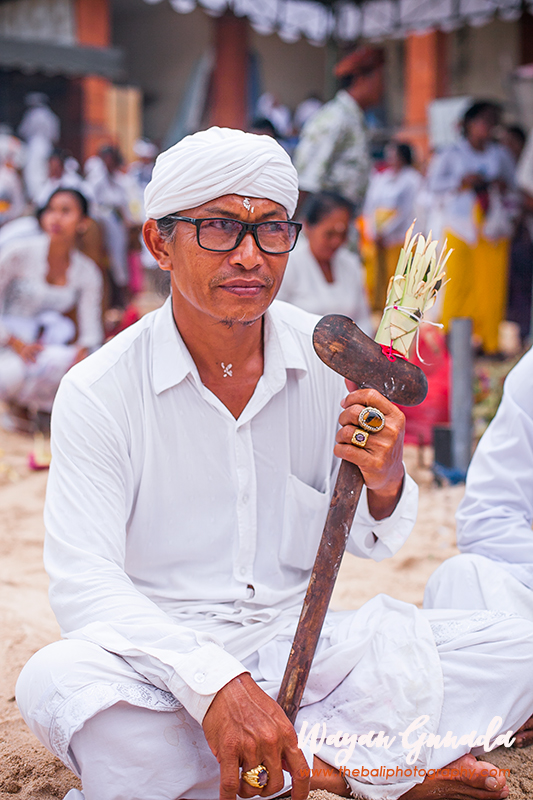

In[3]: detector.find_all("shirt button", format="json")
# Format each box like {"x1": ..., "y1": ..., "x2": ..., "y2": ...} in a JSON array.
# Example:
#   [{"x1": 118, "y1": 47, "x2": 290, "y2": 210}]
[
  {"x1": 242, "y1": 494, "x2": 249, "y2": 504},
  {"x1": 194, "y1": 672, "x2": 206, "y2": 683},
  {"x1": 240, "y1": 566, "x2": 246, "y2": 575}
]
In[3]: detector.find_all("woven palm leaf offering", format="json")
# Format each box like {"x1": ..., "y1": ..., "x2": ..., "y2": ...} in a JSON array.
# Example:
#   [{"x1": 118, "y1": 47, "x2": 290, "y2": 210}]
[{"x1": 374, "y1": 222, "x2": 452, "y2": 360}]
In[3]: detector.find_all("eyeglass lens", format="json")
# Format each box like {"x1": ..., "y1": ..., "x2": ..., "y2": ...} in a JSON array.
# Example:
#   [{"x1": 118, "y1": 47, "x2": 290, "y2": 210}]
[{"x1": 198, "y1": 219, "x2": 298, "y2": 253}]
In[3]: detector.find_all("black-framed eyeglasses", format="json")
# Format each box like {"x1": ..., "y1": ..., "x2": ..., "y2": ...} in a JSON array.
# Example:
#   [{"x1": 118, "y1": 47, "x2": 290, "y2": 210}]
[{"x1": 167, "y1": 215, "x2": 302, "y2": 254}]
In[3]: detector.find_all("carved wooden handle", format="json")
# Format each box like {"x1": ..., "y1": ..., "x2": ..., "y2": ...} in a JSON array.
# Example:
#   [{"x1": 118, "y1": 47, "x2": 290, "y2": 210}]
[{"x1": 277, "y1": 459, "x2": 364, "y2": 723}]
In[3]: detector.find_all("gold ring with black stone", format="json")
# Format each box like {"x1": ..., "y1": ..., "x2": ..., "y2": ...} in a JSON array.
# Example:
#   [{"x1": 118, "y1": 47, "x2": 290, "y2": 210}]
[
  {"x1": 358, "y1": 406, "x2": 385, "y2": 433},
  {"x1": 351, "y1": 428, "x2": 369, "y2": 447},
  {"x1": 242, "y1": 764, "x2": 269, "y2": 789}
]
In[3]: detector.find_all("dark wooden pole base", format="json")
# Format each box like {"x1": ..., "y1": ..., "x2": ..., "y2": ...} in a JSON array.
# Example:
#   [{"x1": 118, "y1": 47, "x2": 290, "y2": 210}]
[{"x1": 277, "y1": 460, "x2": 363, "y2": 723}]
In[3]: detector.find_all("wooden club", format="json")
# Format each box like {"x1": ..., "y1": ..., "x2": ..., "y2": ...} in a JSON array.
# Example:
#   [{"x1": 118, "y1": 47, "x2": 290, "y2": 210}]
[{"x1": 277, "y1": 314, "x2": 428, "y2": 724}]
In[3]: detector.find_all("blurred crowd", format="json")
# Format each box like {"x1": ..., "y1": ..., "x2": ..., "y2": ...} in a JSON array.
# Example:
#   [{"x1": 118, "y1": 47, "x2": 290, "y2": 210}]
[
  {"x1": 1, "y1": 49, "x2": 533, "y2": 452},
  {"x1": 0, "y1": 92, "x2": 158, "y2": 439}
]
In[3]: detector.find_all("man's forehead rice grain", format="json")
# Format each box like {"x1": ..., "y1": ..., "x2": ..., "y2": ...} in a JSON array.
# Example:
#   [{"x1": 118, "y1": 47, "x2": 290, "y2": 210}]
[{"x1": 144, "y1": 126, "x2": 299, "y2": 221}]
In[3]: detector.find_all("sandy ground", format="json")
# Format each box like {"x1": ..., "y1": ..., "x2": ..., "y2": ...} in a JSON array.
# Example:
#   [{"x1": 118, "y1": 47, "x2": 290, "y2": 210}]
[{"x1": 1, "y1": 429, "x2": 532, "y2": 798}]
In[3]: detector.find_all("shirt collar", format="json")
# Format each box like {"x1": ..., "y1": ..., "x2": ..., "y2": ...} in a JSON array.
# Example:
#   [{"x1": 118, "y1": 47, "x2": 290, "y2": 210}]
[
  {"x1": 151, "y1": 297, "x2": 309, "y2": 396},
  {"x1": 152, "y1": 298, "x2": 197, "y2": 394},
  {"x1": 263, "y1": 302, "x2": 309, "y2": 384}
]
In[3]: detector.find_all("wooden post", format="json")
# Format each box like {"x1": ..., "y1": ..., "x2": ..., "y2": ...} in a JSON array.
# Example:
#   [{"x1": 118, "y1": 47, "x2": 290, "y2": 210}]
[
  {"x1": 108, "y1": 85, "x2": 142, "y2": 163},
  {"x1": 402, "y1": 31, "x2": 448, "y2": 161},
  {"x1": 74, "y1": 0, "x2": 113, "y2": 161},
  {"x1": 209, "y1": 12, "x2": 249, "y2": 130},
  {"x1": 449, "y1": 317, "x2": 473, "y2": 476}
]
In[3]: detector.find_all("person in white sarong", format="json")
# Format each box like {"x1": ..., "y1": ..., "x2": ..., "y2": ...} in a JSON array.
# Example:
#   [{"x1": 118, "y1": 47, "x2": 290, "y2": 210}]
[
  {"x1": 256, "y1": 93, "x2": 293, "y2": 139},
  {"x1": 18, "y1": 93, "x2": 60, "y2": 203},
  {"x1": 0, "y1": 215, "x2": 41, "y2": 251},
  {"x1": 0, "y1": 132, "x2": 25, "y2": 227},
  {"x1": 424, "y1": 345, "x2": 533, "y2": 617},
  {"x1": 34, "y1": 148, "x2": 93, "y2": 211},
  {"x1": 16, "y1": 128, "x2": 533, "y2": 800},
  {"x1": 425, "y1": 102, "x2": 516, "y2": 354},
  {"x1": 128, "y1": 138, "x2": 157, "y2": 196},
  {"x1": 277, "y1": 191, "x2": 372, "y2": 334},
  {"x1": 294, "y1": 94, "x2": 322, "y2": 133},
  {"x1": 0, "y1": 188, "x2": 102, "y2": 418},
  {"x1": 424, "y1": 346, "x2": 533, "y2": 748},
  {"x1": 87, "y1": 145, "x2": 133, "y2": 302},
  {"x1": 362, "y1": 142, "x2": 421, "y2": 310},
  {"x1": 128, "y1": 138, "x2": 159, "y2": 270}
]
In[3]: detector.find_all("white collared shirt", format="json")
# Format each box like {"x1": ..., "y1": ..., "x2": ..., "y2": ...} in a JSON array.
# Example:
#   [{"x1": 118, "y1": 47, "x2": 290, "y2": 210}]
[
  {"x1": 363, "y1": 166, "x2": 422, "y2": 247},
  {"x1": 44, "y1": 298, "x2": 418, "y2": 724},
  {"x1": 426, "y1": 137, "x2": 516, "y2": 244}
]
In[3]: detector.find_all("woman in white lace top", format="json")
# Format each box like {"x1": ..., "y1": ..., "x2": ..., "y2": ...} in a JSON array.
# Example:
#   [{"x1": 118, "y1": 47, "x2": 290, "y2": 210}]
[{"x1": 0, "y1": 188, "x2": 103, "y2": 416}]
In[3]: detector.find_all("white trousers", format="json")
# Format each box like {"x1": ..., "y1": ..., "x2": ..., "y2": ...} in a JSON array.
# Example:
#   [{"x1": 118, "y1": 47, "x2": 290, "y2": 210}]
[
  {"x1": 16, "y1": 607, "x2": 533, "y2": 800},
  {"x1": 0, "y1": 313, "x2": 76, "y2": 413},
  {"x1": 425, "y1": 553, "x2": 533, "y2": 622}
]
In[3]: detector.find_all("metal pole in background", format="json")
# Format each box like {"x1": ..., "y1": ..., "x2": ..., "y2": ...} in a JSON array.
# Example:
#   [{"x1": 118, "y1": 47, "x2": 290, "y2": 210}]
[{"x1": 449, "y1": 317, "x2": 473, "y2": 477}]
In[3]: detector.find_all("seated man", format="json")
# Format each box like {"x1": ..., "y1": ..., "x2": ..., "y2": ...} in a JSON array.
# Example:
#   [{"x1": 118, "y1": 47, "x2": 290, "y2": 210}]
[
  {"x1": 425, "y1": 345, "x2": 533, "y2": 747},
  {"x1": 17, "y1": 128, "x2": 533, "y2": 800}
]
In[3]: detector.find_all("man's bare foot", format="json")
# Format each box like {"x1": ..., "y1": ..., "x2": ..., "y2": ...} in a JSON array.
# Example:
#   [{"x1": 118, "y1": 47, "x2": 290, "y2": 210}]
[
  {"x1": 309, "y1": 755, "x2": 350, "y2": 797},
  {"x1": 400, "y1": 753, "x2": 508, "y2": 799},
  {"x1": 513, "y1": 715, "x2": 533, "y2": 748},
  {"x1": 307, "y1": 752, "x2": 508, "y2": 799}
]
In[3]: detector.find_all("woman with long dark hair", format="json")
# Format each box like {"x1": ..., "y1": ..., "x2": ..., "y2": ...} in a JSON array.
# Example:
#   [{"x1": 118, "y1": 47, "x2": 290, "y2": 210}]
[{"x1": 0, "y1": 188, "x2": 103, "y2": 425}]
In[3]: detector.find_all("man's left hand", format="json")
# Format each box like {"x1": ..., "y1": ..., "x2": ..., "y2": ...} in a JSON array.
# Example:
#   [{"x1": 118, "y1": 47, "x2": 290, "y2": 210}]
[{"x1": 335, "y1": 386, "x2": 405, "y2": 520}]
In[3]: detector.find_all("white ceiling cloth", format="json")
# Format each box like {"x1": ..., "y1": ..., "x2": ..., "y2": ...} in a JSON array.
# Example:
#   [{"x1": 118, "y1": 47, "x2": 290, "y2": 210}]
[{"x1": 142, "y1": 0, "x2": 533, "y2": 45}]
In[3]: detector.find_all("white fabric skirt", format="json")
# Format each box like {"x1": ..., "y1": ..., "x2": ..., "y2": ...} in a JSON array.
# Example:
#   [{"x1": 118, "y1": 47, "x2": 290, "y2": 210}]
[
  {"x1": 0, "y1": 312, "x2": 76, "y2": 413},
  {"x1": 16, "y1": 595, "x2": 533, "y2": 800},
  {"x1": 425, "y1": 552, "x2": 533, "y2": 621}
]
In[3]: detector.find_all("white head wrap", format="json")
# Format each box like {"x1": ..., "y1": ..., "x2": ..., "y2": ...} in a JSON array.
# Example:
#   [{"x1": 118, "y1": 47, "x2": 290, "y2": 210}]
[{"x1": 144, "y1": 127, "x2": 299, "y2": 219}]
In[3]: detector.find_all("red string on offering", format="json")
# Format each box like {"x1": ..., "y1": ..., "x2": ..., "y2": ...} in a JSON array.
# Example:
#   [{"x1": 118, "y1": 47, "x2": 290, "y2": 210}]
[{"x1": 380, "y1": 343, "x2": 407, "y2": 363}]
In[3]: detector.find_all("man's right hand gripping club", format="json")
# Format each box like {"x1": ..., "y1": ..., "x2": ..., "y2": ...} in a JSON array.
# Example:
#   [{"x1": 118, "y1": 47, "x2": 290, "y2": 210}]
[{"x1": 203, "y1": 673, "x2": 311, "y2": 800}]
